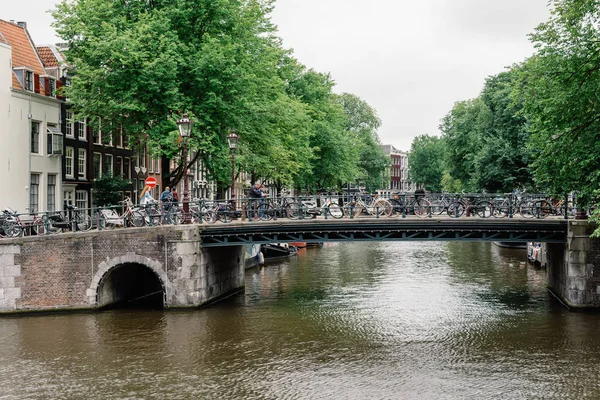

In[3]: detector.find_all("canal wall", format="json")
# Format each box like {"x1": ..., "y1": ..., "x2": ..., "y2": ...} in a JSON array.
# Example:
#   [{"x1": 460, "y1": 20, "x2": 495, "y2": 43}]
[
  {"x1": 546, "y1": 221, "x2": 600, "y2": 308},
  {"x1": 0, "y1": 226, "x2": 245, "y2": 314}
]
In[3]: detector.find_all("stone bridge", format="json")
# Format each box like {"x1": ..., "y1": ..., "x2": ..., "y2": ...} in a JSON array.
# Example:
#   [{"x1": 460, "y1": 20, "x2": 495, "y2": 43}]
[{"x1": 0, "y1": 218, "x2": 598, "y2": 314}]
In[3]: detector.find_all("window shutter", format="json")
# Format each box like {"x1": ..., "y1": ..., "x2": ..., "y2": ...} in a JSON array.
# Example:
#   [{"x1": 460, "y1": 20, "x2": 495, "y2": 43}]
[
  {"x1": 56, "y1": 80, "x2": 63, "y2": 99},
  {"x1": 44, "y1": 77, "x2": 50, "y2": 96},
  {"x1": 34, "y1": 73, "x2": 40, "y2": 93}
]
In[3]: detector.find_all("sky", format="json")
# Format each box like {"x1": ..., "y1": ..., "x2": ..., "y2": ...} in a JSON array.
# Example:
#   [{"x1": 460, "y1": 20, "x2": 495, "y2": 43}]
[{"x1": 5, "y1": 0, "x2": 551, "y2": 151}]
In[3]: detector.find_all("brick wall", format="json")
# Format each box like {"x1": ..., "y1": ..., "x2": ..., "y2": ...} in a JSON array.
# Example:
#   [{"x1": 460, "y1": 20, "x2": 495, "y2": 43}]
[{"x1": 0, "y1": 226, "x2": 245, "y2": 314}]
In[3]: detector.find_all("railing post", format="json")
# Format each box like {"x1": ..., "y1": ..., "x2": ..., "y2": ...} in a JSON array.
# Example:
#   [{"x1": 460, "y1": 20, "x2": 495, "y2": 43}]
[{"x1": 455, "y1": 194, "x2": 460, "y2": 218}]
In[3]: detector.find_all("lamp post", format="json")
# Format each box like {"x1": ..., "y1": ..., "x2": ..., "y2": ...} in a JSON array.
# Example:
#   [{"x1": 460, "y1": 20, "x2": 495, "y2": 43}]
[
  {"x1": 227, "y1": 130, "x2": 239, "y2": 208},
  {"x1": 177, "y1": 113, "x2": 193, "y2": 224}
]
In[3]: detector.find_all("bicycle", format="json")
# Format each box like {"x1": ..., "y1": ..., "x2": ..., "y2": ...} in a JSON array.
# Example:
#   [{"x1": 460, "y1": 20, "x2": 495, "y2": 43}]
[
  {"x1": 289, "y1": 196, "x2": 344, "y2": 219},
  {"x1": 3, "y1": 208, "x2": 47, "y2": 236},
  {"x1": 343, "y1": 194, "x2": 393, "y2": 218},
  {"x1": 189, "y1": 199, "x2": 218, "y2": 223},
  {"x1": 99, "y1": 197, "x2": 146, "y2": 229},
  {"x1": 44, "y1": 204, "x2": 93, "y2": 233}
]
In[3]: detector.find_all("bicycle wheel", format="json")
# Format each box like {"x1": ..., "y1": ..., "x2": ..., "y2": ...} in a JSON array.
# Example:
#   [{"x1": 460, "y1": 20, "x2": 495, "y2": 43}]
[
  {"x1": 203, "y1": 210, "x2": 217, "y2": 223},
  {"x1": 413, "y1": 199, "x2": 431, "y2": 218},
  {"x1": 373, "y1": 199, "x2": 393, "y2": 217},
  {"x1": 474, "y1": 201, "x2": 493, "y2": 218},
  {"x1": 285, "y1": 202, "x2": 301, "y2": 220},
  {"x1": 429, "y1": 199, "x2": 448, "y2": 215},
  {"x1": 326, "y1": 203, "x2": 344, "y2": 219},
  {"x1": 41, "y1": 215, "x2": 62, "y2": 234},
  {"x1": 532, "y1": 200, "x2": 552, "y2": 219},
  {"x1": 446, "y1": 201, "x2": 465, "y2": 218},
  {"x1": 257, "y1": 203, "x2": 274, "y2": 221},
  {"x1": 218, "y1": 207, "x2": 232, "y2": 223},
  {"x1": 343, "y1": 203, "x2": 362, "y2": 218},
  {"x1": 518, "y1": 201, "x2": 536, "y2": 218},
  {"x1": 76, "y1": 213, "x2": 93, "y2": 231},
  {"x1": 32, "y1": 219, "x2": 46, "y2": 236},
  {"x1": 130, "y1": 211, "x2": 145, "y2": 227},
  {"x1": 492, "y1": 201, "x2": 509, "y2": 218}
]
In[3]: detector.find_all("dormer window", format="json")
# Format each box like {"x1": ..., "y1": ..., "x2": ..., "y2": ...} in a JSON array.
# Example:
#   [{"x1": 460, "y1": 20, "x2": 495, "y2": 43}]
[
  {"x1": 25, "y1": 70, "x2": 34, "y2": 91},
  {"x1": 13, "y1": 68, "x2": 34, "y2": 91}
]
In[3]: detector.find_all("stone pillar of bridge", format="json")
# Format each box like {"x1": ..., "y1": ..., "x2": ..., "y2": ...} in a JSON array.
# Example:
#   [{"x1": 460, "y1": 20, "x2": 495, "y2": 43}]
[{"x1": 547, "y1": 221, "x2": 600, "y2": 308}]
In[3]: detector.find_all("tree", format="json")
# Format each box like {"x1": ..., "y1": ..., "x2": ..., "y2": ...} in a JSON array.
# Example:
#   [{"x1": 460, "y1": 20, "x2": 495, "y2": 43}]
[
  {"x1": 337, "y1": 93, "x2": 389, "y2": 192},
  {"x1": 92, "y1": 175, "x2": 131, "y2": 207},
  {"x1": 52, "y1": 0, "x2": 308, "y2": 190},
  {"x1": 408, "y1": 135, "x2": 445, "y2": 192},
  {"x1": 515, "y1": 0, "x2": 600, "y2": 205}
]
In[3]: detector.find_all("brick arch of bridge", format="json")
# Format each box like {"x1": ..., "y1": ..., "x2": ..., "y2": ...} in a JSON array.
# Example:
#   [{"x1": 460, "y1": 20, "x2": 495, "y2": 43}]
[{"x1": 88, "y1": 253, "x2": 171, "y2": 308}]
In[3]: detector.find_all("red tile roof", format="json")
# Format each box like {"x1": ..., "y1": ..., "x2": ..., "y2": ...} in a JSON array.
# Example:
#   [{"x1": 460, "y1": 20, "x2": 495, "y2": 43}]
[
  {"x1": 37, "y1": 46, "x2": 59, "y2": 67},
  {"x1": 0, "y1": 19, "x2": 47, "y2": 91}
]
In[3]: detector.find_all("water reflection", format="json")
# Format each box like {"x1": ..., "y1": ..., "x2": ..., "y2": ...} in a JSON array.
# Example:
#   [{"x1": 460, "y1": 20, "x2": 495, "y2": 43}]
[{"x1": 2, "y1": 242, "x2": 600, "y2": 399}]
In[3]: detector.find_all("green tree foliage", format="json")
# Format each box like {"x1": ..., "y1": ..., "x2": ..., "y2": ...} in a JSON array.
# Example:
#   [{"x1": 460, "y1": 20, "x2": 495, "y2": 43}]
[
  {"x1": 286, "y1": 70, "x2": 359, "y2": 191},
  {"x1": 92, "y1": 175, "x2": 131, "y2": 207},
  {"x1": 408, "y1": 135, "x2": 445, "y2": 192},
  {"x1": 336, "y1": 93, "x2": 389, "y2": 192},
  {"x1": 439, "y1": 70, "x2": 532, "y2": 193},
  {"x1": 52, "y1": 0, "x2": 311, "y2": 190},
  {"x1": 52, "y1": 0, "x2": 385, "y2": 194},
  {"x1": 515, "y1": 0, "x2": 600, "y2": 205}
]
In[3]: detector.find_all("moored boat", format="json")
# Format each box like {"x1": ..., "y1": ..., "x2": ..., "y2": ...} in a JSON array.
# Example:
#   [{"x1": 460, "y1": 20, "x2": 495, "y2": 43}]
[
  {"x1": 261, "y1": 243, "x2": 299, "y2": 260},
  {"x1": 289, "y1": 242, "x2": 307, "y2": 248}
]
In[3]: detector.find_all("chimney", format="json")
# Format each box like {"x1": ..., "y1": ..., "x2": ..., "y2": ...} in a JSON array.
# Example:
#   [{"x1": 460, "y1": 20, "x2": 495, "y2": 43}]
[{"x1": 17, "y1": 21, "x2": 27, "y2": 30}]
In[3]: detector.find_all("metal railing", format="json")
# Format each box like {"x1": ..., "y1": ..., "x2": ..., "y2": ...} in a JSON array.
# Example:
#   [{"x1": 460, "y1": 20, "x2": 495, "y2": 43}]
[{"x1": 0, "y1": 192, "x2": 590, "y2": 238}]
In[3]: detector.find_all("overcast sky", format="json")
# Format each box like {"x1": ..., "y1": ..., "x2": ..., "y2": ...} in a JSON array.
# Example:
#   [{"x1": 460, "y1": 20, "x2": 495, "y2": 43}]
[{"x1": 6, "y1": 0, "x2": 550, "y2": 151}]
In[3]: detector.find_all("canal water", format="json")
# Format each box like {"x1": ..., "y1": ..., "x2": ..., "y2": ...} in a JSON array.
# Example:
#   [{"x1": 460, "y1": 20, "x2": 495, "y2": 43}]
[{"x1": 2, "y1": 242, "x2": 600, "y2": 399}]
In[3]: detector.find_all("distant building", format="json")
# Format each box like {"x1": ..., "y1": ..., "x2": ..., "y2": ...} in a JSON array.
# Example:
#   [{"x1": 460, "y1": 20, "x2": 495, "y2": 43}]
[{"x1": 380, "y1": 144, "x2": 415, "y2": 194}]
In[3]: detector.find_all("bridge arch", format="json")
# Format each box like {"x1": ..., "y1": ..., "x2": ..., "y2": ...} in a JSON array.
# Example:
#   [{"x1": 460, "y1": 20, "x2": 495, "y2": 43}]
[{"x1": 88, "y1": 253, "x2": 171, "y2": 309}]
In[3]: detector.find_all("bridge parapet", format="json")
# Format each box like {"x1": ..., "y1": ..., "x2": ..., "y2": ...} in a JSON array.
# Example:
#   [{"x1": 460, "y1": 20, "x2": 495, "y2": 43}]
[{"x1": 0, "y1": 226, "x2": 244, "y2": 314}]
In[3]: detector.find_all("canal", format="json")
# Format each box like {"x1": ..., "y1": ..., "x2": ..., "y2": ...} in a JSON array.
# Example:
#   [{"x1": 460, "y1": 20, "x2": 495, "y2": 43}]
[{"x1": 1, "y1": 242, "x2": 600, "y2": 399}]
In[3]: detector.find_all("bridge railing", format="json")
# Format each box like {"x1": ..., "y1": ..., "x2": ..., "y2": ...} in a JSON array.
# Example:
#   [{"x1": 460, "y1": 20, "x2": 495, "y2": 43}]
[{"x1": 0, "y1": 192, "x2": 588, "y2": 237}]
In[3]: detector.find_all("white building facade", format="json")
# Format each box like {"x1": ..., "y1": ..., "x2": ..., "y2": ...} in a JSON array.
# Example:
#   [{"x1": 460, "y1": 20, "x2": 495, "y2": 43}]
[{"x1": 0, "y1": 20, "x2": 62, "y2": 213}]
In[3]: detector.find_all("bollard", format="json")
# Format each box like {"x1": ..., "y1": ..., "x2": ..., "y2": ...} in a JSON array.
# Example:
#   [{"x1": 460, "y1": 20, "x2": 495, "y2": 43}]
[
  {"x1": 508, "y1": 195, "x2": 513, "y2": 218},
  {"x1": 376, "y1": 206, "x2": 379, "y2": 219},
  {"x1": 325, "y1": 205, "x2": 328, "y2": 220},
  {"x1": 402, "y1": 194, "x2": 406, "y2": 218}
]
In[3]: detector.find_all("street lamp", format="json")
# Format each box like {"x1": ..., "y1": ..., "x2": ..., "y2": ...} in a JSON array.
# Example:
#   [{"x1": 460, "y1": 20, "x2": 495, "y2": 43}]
[
  {"x1": 227, "y1": 130, "x2": 239, "y2": 208},
  {"x1": 177, "y1": 113, "x2": 193, "y2": 224}
]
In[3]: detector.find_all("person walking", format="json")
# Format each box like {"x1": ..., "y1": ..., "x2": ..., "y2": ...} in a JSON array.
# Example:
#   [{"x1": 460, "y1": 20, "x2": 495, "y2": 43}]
[
  {"x1": 160, "y1": 186, "x2": 173, "y2": 224},
  {"x1": 139, "y1": 185, "x2": 154, "y2": 219}
]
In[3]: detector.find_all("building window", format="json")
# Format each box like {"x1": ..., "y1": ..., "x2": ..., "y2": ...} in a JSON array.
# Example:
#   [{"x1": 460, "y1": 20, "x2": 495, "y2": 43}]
[
  {"x1": 122, "y1": 133, "x2": 129, "y2": 149},
  {"x1": 76, "y1": 190, "x2": 88, "y2": 210},
  {"x1": 78, "y1": 149, "x2": 86, "y2": 178},
  {"x1": 124, "y1": 157, "x2": 130, "y2": 179},
  {"x1": 47, "y1": 125, "x2": 63, "y2": 156},
  {"x1": 65, "y1": 147, "x2": 74, "y2": 178},
  {"x1": 93, "y1": 153, "x2": 102, "y2": 179},
  {"x1": 116, "y1": 157, "x2": 123, "y2": 177},
  {"x1": 103, "y1": 154, "x2": 113, "y2": 176},
  {"x1": 47, "y1": 175, "x2": 56, "y2": 212},
  {"x1": 30, "y1": 174, "x2": 39, "y2": 212},
  {"x1": 77, "y1": 119, "x2": 86, "y2": 140},
  {"x1": 92, "y1": 118, "x2": 101, "y2": 144},
  {"x1": 31, "y1": 121, "x2": 40, "y2": 154},
  {"x1": 65, "y1": 110, "x2": 74, "y2": 137},
  {"x1": 25, "y1": 70, "x2": 34, "y2": 91}
]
